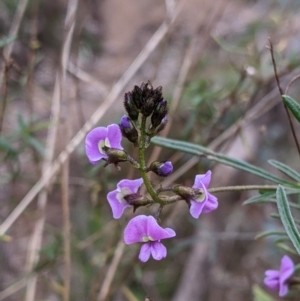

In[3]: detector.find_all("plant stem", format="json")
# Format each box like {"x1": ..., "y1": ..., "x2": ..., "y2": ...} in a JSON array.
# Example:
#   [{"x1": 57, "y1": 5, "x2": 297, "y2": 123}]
[
  {"x1": 208, "y1": 185, "x2": 279, "y2": 193},
  {"x1": 139, "y1": 116, "x2": 162, "y2": 204}
]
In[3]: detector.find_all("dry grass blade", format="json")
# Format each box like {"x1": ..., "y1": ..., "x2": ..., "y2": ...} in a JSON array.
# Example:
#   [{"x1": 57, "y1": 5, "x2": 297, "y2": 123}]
[
  {"x1": 0, "y1": 279, "x2": 27, "y2": 301},
  {"x1": 67, "y1": 62, "x2": 109, "y2": 96},
  {"x1": 24, "y1": 0, "x2": 78, "y2": 300},
  {"x1": 0, "y1": 0, "x2": 183, "y2": 236},
  {"x1": 97, "y1": 240, "x2": 126, "y2": 301}
]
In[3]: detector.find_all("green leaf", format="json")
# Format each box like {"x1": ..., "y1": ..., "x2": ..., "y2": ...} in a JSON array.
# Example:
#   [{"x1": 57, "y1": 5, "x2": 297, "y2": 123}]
[
  {"x1": 152, "y1": 136, "x2": 294, "y2": 186},
  {"x1": 25, "y1": 136, "x2": 45, "y2": 155},
  {"x1": 282, "y1": 95, "x2": 300, "y2": 123},
  {"x1": 243, "y1": 191, "x2": 276, "y2": 205},
  {"x1": 268, "y1": 159, "x2": 300, "y2": 182},
  {"x1": 255, "y1": 230, "x2": 286, "y2": 240},
  {"x1": 275, "y1": 242, "x2": 299, "y2": 255},
  {"x1": 0, "y1": 35, "x2": 16, "y2": 48},
  {"x1": 252, "y1": 285, "x2": 275, "y2": 301},
  {"x1": 270, "y1": 213, "x2": 300, "y2": 225},
  {"x1": 276, "y1": 185, "x2": 300, "y2": 254}
]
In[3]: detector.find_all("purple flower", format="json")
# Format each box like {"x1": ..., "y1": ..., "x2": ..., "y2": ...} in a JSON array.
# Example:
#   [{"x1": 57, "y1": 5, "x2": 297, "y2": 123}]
[
  {"x1": 107, "y1": 178, "x2": 143, "y2": 219},
  {"x1": 85, "y1": 124, "x2": 123, "y2": 165},
  {"x1": 264, "y1": 255, "x2": 295, "y2": 297},
  {"x1": 190, "y1": 170, "x2": 218, "y2": 219},
  {"x1": 124, "y1": 215, "x2": 176, "y2": 262}
]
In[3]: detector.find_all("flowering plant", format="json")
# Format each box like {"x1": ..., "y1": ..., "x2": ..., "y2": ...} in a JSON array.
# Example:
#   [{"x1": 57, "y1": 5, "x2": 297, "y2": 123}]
[
  {"x1": 85, "y1": 81, "x2": 300, "y2": 298},
  {"x1": 85, "y1": 82, "x2": 219, "y2": 263}
]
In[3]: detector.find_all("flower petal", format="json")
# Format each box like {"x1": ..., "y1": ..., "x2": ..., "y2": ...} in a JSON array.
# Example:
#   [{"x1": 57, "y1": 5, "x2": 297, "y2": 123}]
[
  {"x1": 193, "y1": 170, "x2": 211, "y2": 189},
  {"x1": 280, "y1": 255, "x2": 294, "y2": 280},
  {"x1": 107, "y1": 124, "x2": 123, "y2": 150},
  {"x1": 146, "y1": 216, "x2": 176, "y2": 240},
  {"x1": 85, "y1": 127, "x2": 108, "y2": 163},
  {"x1": 150, "y1": 241, "x2": 167, "y2": 260},
  {"x1": 117, "y1": 178, "x2": 143, "y2": 193},
  {"x1": 139, "y1": 242, "x2": 151, "y2": 262},
  {"x1": 279, "y1": 255, "x2": 294, "y2": 296},
  {"x1": 202, "y1": 193, "x2": 218, "y2": 213},
  {"x1": 279, "y1": 283, "x2": 289, "y2": 297},
  {"x1": 265, "y1": 270, "x2": 280, "y2": 279},
  {"x1": 189, "y1": 200, "x2": 206, "y2": 219},
  {"x1": 264, "y1": 277, "x2": 279, "y2": 291},
  {"x1": 124, "y1": 215, "x2": 149, "y2": 244},
  {"x1": 107, "y1": 190, "x2": 130, "y2": 219}
]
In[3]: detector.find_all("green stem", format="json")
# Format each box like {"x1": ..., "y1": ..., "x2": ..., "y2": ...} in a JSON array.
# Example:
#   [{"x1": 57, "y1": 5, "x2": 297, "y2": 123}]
[{"x1": 139, "y1": 116, "x2": 162, "y2": 204}]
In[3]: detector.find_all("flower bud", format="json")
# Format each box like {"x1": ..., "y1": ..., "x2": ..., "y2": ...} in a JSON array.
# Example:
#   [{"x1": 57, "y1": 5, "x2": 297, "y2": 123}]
[
  {"x1": 151, "y1": 99, "x2": 168, "y2": 128},
  {"x1": 173, "y1": 185, "x2": 195, "y2": 205},
  {"x1": 156, "y1": 116, "x2": 168, "y2": 133},
  {"x1": 150, "y1": 161, "x2": 173, "y2": 177},
  {"x1": 104, "y1": 147, "x2": 129, "y2": 167},
  {"x1": 119, "y1": 115, "x2": 139, "y2": 145},
  {"x1": 132, "y1": 85, "x2": 144, "y2": 109},
  {"x1": 141, "y1": 96, "x2": 156, "y2": 117},
  {"x1": 124, "y1": 92, "x2": 139, "y2": 121}
]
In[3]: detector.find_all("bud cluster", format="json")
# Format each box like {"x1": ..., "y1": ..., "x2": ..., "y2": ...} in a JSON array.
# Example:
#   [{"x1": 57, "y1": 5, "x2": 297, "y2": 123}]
[{"x1": 122, "y1": 81, "x2": 168, "y2": 143}]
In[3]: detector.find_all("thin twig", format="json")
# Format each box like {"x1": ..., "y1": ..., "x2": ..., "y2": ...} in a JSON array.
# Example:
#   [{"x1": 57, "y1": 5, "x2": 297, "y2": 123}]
[
  {"x1": 268, "y1": 38, "x2": 300, "y2": 158},
  {"x1": 0, "y1": 0, "x2": 183, "y2": 237}
]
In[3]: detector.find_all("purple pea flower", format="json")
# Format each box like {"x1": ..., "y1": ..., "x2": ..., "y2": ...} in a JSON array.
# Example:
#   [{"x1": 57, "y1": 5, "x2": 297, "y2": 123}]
[
  {"x1": 190, "y1": 170, "x2": 218, "y2": 219},
  {"x1": 85, "y1": 124, "x2": 123, "y2": 165},
  {"x1": 107, "y1": 178, "x2": 143, "y2": 219},
  {"x1": 124, "y1": 215, "x2": 176, "y2": 262},
  {"x1": 264, "y1": 255, "x2": 295, "y2": 297}
]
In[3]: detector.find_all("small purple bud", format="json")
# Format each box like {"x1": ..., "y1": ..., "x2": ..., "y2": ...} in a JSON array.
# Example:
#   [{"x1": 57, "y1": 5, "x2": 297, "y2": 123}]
[
  {"x1": 120, "y1": 115, "x2": 131, "y2": 128},
  {"x1": 119, "y1": 115, "x2": 139, "y2": 146},
  {"x1": 150, "y1": 161, "x2": 173, "y2": 177}
]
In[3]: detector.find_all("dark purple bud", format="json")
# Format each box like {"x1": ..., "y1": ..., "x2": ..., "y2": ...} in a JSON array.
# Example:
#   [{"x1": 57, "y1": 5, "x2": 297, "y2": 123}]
[
  {"x1": 119, "y1": 115, "x2": 139, "y2": 145},
  {"x1": 141, "y1": 96, "x2": 156, "y2": 117},
  {"x1": 150, "y1": 161, "x2": 173, "y2": 177},
  {"x1": 124, "y1": 92, "x2": 139, "y2": 121},
  {"x1": 151, "y1": 99, "x2": 168, "y2": 128},
  {"x1": 132, "y1": 85, "x2": 144, "y2": 109}
]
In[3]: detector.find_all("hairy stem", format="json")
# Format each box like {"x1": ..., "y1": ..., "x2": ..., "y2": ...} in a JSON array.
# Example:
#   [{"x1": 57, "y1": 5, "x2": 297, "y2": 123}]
[{"x1": 139, "y1": 116, "x2": 162, "y2": 204}]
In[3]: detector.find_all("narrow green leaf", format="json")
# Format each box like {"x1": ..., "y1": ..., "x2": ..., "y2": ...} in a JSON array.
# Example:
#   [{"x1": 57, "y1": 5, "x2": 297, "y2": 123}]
[
  {"x1": 255, "y1": 230, "x2": 286, "y2": 240},
  {"x1": 243, "y1": 191, "x2": 275, "y2": 205},
  {"x1": 25, "y1": 136, "x2": 45, "y2": 155},
  {"x1": 152, "y1": 136, "x2": 293, "y2": 186},
  {"x1": 0, "y1": 36, "x2": 16, "y2": 48},
  {"x1": 270, "y1": 213, "x2": 300, "y2": 225},
  {"x1": 268, "y1": 159, "x2": 300, "y2": 182},
  {"x1": 282, "y1": 94, "x2": 300, "y2": 123},
  {"x1": 276, "y1": 185, "x2": 300, "y2": 254},
  {"x1": 275, "y1": 242, "x2": 299, "y2": 255}
]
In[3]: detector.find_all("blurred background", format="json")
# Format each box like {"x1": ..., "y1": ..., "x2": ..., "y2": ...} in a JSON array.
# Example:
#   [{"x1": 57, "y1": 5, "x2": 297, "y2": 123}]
[{"x1": 1, "y1": 0, "x2": 300, "y2": 300}]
